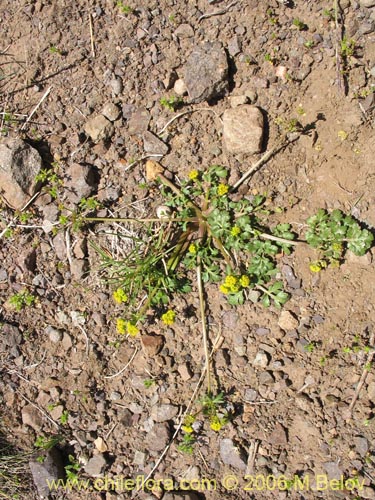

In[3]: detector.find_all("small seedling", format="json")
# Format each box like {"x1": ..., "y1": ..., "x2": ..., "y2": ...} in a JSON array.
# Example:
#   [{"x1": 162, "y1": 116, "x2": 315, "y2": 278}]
[
  {"x1": 306, "y1": 209, "x2": 373, "y2": 271},
  {"x1": 143, "y1": 378, "x2": 155, "y2": 388},
  {"x1": 160, "y1": 95, "x2": 183, "y2": 112},
  {"x1": 293, "y1": 18, "x2": 308, "y2": 31},
  {"x1": 60, "y1": 410, "x2": 69, "y2": 425},
  {"x1": 34, "y1": 435, "x2": 62, "y2": 451},
  {"x1": 35, "y1": 165, "x2": 63, "y2": 200},
  {"x1": 304, "y1": 40, "x2": 314, "y2": 49},
  {"x1": 9, "y1": 290, "x2": 36, "y2": 311},
  {"x1": 340, "y1": 36, "x2": 355, "y2": 58},
  {"x1": 116, "y1": 1, "x2": 133, "y2": 14},
  {"x1": 49, "y1": 46, "x2": 62, "y2": 55},
  {"x1": 65, "y1": 455, "x2": 81, "y2": 481}
]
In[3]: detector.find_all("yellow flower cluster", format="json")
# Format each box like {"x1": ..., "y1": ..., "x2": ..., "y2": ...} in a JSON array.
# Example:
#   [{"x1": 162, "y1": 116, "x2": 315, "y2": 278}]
[
  {"x1": 181, "y1": 414, "x2": 196, "y2": 434},
  {"x1": 219, "y1": 274, "x2": 250, "y2": 294},
  {"x1": 188, "y1": 169, "x2": 199, "y2": 181},
  {"x1": 217, "y1": 183, "x2": 229, "y2": 196},
  {"x1": 188, "y1": 243, "x2": 197, "y2": 254},
  {"x1": 116, "y1": 318, "x2": 139, "y2": 336},
  {"x1": 231, "y1": 226, "x2": 241, "y2": 237},
  {"x1": 210, "y1": 416, "x2": 224, "y2": 432},
  {"x1": 161, "y1": 310, "x2": 176, "y2": 325},
  {"x1": 113, "y1": 288, "x2": 128, "y2": 304}
]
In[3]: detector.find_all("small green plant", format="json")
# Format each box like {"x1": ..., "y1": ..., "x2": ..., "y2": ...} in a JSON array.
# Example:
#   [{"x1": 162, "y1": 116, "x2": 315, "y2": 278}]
[
  {"x1": 9, "y1": 290, "x2": 36, "y2": 311},
  {"x1": 34, "y1": 435, "x2": 62, "y2": 451},
  {"x1": 323, "y1": 8, "x2": 334, "y2": 21},
  {"x1": 304, "y1": 342, "x2": 316, "y2": 353},
  {"x1": 143, "y1": 378, "x2": 155, "y2": 388},
  {"x1": 116, "y1": 1, "x2": 133, "y2": 14},
  {"x1": 266, "y1": 8, "x2": 278, "y2": 25},
  {"x1": 304, "y1": 40, "x2": 314, "y2": 49},
  {"x1": 49, "y1": 46, "x2": 62, "y2": 55},
  {"x1": 292, "y1": 18, "x2": 308, "y2": 30},
  {"x1": 306, "y1": 209, "x2": 373, "y2": 272},
  {"x1": 178, "y1": 392, "x2": 230, "y2": 454},
  {"x1": 160, "y1": 95, "x2": 183, "y2": 112},
  {"x1": 60, "y1": 410, "x2": 69, "y2": 425},
  {"x1": 65, "y1": 455, "x2": 81, "y2": 481},
  {"x1": 35, "y1": 165, "x2": 63, "y2": 199},
  {"x1": 340, "y1": 36, "x2": 355, "y2": 58}
]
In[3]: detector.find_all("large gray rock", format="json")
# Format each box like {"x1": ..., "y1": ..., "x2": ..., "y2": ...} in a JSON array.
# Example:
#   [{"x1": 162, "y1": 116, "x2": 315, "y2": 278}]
[
  {"x1": 184, "y1": 41, "x2": 228, "y2": 103},
  {"x1": 222, "y1": 105, "x2": 264, "y2": 154},
  {"x1": 219, "y1": 438, "x2": 247, "y2": 471},
  {"x1": 29, "y1": 448, "x2": 65, "y2": 499},
  {"x1": 0, "y1": 137, "x2": 43, "y2": 209}
]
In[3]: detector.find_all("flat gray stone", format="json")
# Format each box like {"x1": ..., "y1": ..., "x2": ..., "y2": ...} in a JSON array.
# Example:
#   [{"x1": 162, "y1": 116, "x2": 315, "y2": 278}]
[
  {"x1": 359, "y1": 0, "x2": 375, "y2": 6},
  {"x1": 84, "y1": 454, "x2": 107, "y2": 477},
  {"x1": 222, "y1": 105, "x2": 264, "y2": 154},
  {"x1": 219, "y1": 438, "x2": 247, "y2": 471},
  {"x1": 184, "y1": 41, "x2": 228, "y2": 103},
  {"x1": 84, "y1": 114, "x2": 114, "y2": 142},
  {"x1": 0, "y1": 137, "x2": 43, "y2": 210},
  {"x1": 145, "y1": 423, "x2": 171, "y2": 452},
  {"x1": 128, "y1": 108, "x2": 150, "y2": 135},
  {"x1": 150, "y1": 404, "x2": 178, "y2": 422},
  {"x1": 29, "y1": 448, "x2": 64, "y2": 499},
  {"x1": 143, "y1": 131, "x2": 169, "y2": 157},
  {"x1": 65, "y1": 163, "x2": 97, "y2": 203}
]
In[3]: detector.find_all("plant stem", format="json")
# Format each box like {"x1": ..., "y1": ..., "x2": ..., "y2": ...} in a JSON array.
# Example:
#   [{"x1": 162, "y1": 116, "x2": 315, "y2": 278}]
[
  {"x1": 259, "y1": 232, "x2": 300, "y2": 246},
  {"x1": 197, "y1": 260, "x2": 211, "y2": 394}
]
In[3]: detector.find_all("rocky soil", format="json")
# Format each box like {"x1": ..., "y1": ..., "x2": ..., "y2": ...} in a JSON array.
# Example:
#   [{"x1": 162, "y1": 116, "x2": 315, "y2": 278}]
[{"x1": 1, "y1": 0, "x2": 375, "y2": 499}]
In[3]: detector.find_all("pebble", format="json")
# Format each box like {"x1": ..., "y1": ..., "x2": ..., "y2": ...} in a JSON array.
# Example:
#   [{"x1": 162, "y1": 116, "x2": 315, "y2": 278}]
[
  {"x1": 253, "y1": 350, "x2": 270, "y2": 368},
  {"x1": 45, "y1": 325, "x2": 63, "y2": 343},
  {"x1": 178, "y1": 363, "x2": 192, "y2": 381},
  {"x1": 222, "y1": 309, "x2": 239, "y2": 329},
  {"x1": 128, "y1": 108, "x2": 150, "y2": 135},
  {"x1": 269, "y1": 422, "x2": 288, "y2": 446},
  {"x1": 174, "y1": 78, "x2": 187, "y2": 95},
  {"x1": 281, "y1": 265, "x2": 301, "y2": 289},
  {"x1": 150, "y1": 404, "x2": 178, "y2": 422},
  {"x1": 141, "y1": 333, "x2": 165, "y2": 356},
  {"x1": 359, "y1": 0, "x2": 375, "y2": 6},
  {"x1": 227, "y1": 35, "x2": 241, "y2": 56},
  {"x1": 244, "y1": 388, "x2": 258, "y2": 402},
  {"x1": 0, "y1": 137, "x2": 43, "y2": 210},
  {"x1": 184, "y1": 41, "x2": 228, "y2": 103},
  {"x1": 230, "y1": 95, "x2": 249, "y2": 107},
  {"x1": 84, "y1": 454, "x2": 107, "y2": 477},
  {"x1": 323, "y1": 461, "x2": 343, "y2": 480},
  {"x1": 163, "y1": 492, "x2": 200, "y2": 500},
  {"x1": 101, "y1": 103, "x2": 121, "y2": 122},
  {"x1": 353, "y1": 436, "x2": 369, "y2": 457},
  {"x1": 255, "y1": 327, "x2": 270, "y2": 336},
  {"x1": 219, "y1": 438, "x2": 247, "y2": 471},
  {"x1": 278, "y1": 310, "x2": 299, "y2": 331},
  {"x1": 22, "y1": 404, "x2": 44, "y2": 431},
  {"x1": 142, "y1": 131, "x2": 169, "y2": 157},
  {"x1": 174, "y1": 23, "x2": 194, "y2": 38},
  {"x1": 145, "y1": 423, "x2": 171, "y2": 452},
  {"x1": 70, "y1": 259, "x2": 88, "y2": 280},
  {"x1": 258, "y1": 371, "x2": 275, "y2": 386},
  {"x1": 84, "y1": 114, "x2": 114, "y2": 142},
  {"x1": 222, "y1": 105, "x2": 264, "y2": 154},
  {"x1": 133, "y1": 450, "x2": 146, "y2": 466},
  {"x1": 109, "y1": 77, "x2": 123, "y2": 95}
]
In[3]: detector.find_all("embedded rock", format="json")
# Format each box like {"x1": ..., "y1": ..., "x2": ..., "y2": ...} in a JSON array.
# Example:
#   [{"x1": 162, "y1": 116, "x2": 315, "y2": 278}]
[
  {"x1": 0, "y1": 137, "x2": 43, "y2": 210},
  {"x1": 184, "y1": 41, "x2": 228, "y2": 103},
  {"x1": 29, "y1": 448, "x2": 64, "y2": 499},
  {"x1": 84, "y1": 114, "x2": 114, "y2": 142},
  {"x1": 223, "y1": 105, "x2": 264, "y2": 154}
]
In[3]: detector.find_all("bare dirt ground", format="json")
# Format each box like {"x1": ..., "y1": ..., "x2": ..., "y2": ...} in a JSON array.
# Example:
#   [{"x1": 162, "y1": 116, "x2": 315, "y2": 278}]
[{"x1": 1, "y1": 1, "x2": 375, "y2": 499}]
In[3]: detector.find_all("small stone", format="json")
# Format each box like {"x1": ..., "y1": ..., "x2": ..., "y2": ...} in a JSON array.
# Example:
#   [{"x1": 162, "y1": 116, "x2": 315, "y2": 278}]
[
  {"x1": 145, "y1": 423, "x2": 171, "y2": 452},
  {"x1": 255, "y1": 327, "x2": 270, "y2": 336},
  {"x1": 222, "y1": 310, "x2": 239, "y2": 329},
  {"x1": 29, "y1": 448, "x2": 64, "y2": 499},
  {"x1": 360, "y1": 486, "x2": 375, "y2": 499},
  {"x1": 253, "y1": 350, "x2": 270, "y2": 368},
  {"x1": 174, "y1": 23, "x2": 194, "y2": 38},
  {"x1": 359, "y1": 0, "x2": 375, "y2": 6},
  {"x1": 110, "y1": 391, "x2": 121, "y2": 401},
  {"x1": 45, "y1": 325, "x2": 63, "y2": 343},
  {"x1": 70, "y1": 259, "x2": 88, "y2": 280},
  {"x1": 163, "y1": 493, "x2": 200, "y2": 500},
  {"x1": 227, "y1": 36, "x2": 241, "y2": 56},
  {"x1": 141, "y1": 333, "x2": 165, "y2": 356},
  {"x1": 109, "y1": 77, "x2": 123, "y2": 95},
  {"x1": 174, "y1": 78, "x2": 187, "y2": 95},
  {"x1": 150, "y1": 404, "x2": 178, "y2": 422},
  {"x1": 84, "y1": 114, "x2": 114, "y2": 142},
  {"x1": 278, "y1": 310, "x2": 299, "y2": 331},
  {"x1": 101, "y1": 103, "x2": 121, "y2": 122},
  {"x1": 323, "y1": 461, "x2": 343, "y2": 480},
  {"x1": 0, "y1": 137, "x2": 43, "y2": 210},
  {"x1": 17, "y1": 248, "x2": 37, "y2": 273},
  {"x1": 220, "y1": 438, "x2": 247, "y2": 471},
  {"x1": 367, "y1": 381, "x2": 375, "y2": 400},
  {"x1": 269, "y1": 423, "x2": 288, "y2": 446},
  {"x1": 65, "y1": 163, "x2": 98, "y2": 203},
  {"x1": 143, "y1": 131, "x2": 169, "y2": 157},
  {"x1": 62, "y1": 332, "x2": 73, "y2": 350},
  {"x1": 22, "y1": 404, "x2": 44, "y2": 431},
  {"x1": 0, "y1": 268, "x2": 7, "y2": 281},
  {"x1": 184, "y1": 41, "x2": 229, "y2": 103},
  {"x1": 222, "y1": 105, "x2": 264, "y2": 154},
  {"x1": 244, "y1": 388, "x2": 258, "y2": 402},
  {"x1": 258, "y1": 371, "x2": 275, "y2": 386},
  {"x1": 84, "y1": 454, "x2": 107, "y2": 477},
  {"x1": 354, "y1": 436, "x2": 369, "y2": 457},
  {"x1": 178, "y1": 363, "x2": 192, "y2": 381},
  {"x1": 281, "y1": 265, "x2": 301, "y2": 289},
  {"x1": 133, "y1": 450, "x2": 146, "y2": 466},
  {"x1": 49, "y1": 405, "x2": 64, "y2": 421},
  {"x1": 230, "y1": 95, "x2": 249, "y2": 107},
  {"x1": 128, "y1": 108, "x2": 150, "y2": 135}
]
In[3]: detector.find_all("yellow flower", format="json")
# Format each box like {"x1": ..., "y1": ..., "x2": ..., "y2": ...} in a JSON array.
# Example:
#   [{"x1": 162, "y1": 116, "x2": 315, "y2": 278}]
[
  {"x1": 224, "y1": 275, "x2": 237, "y2": 289},
  {"x1": 210, "y1": 416, "x2": 223, "y2": 432},
  {"x1": 161, "y1": 310, "x2": 176, "y2": 325},
  {"x1": 309, "y1": 262, "x2": 322, "y2": 273},
  {"x1": 126, "y1": 322, "x2": 139, "y2": 337},
  {"x1": 188, "y1": 170, "x2": 199, "y2": 181},
  {"x1": 219, "y1": 284, "x2": 230, "y2": 294},
  {"x1": 188, "y1": 243, "x2": 197, "y2": 254},
  {"x1": 240, "y1": 275, "x2": 250, "y2": 288},
  {"x1": 113, "y1": 288, "x2": 128, "y2": 304},
  {"x1": 217, "y1": 183, "x2": 229, "y2": 196},
  {"x1": 231, "y1": 226, "x2": 241, "y2": 237},
  {"x1": 116, "y1": 318, "x2": 127, "y2": 334},
  {"x1": 181, "y1": 425, "x2": 194, "y2": 434}
]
